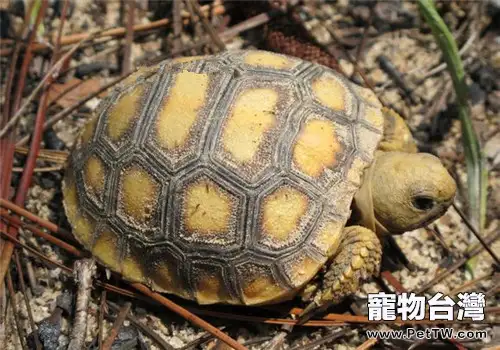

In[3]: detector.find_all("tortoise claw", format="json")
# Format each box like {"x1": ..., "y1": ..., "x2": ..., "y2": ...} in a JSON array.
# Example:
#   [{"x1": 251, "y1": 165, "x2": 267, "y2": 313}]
[{"x1": 297, "y1": 301, "x2": 322, "y2": 325}]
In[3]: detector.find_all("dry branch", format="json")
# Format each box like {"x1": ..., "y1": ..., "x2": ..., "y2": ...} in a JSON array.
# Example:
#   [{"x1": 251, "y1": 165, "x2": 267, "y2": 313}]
[
  {"x1": 0, "y1": 3, "x2": 226, "y2": 56},
  {"x1": 101, "y1": 301, "x2": 131, "y2": 350},
  {"x1": 68, "y1": 259, "x2": 96, "y2": 350}
]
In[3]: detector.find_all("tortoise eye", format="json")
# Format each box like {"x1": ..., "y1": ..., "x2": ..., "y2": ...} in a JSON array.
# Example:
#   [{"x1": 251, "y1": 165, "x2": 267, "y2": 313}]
[{"x1": 412, "y1": 196, "x2": 435, "y2": 211}]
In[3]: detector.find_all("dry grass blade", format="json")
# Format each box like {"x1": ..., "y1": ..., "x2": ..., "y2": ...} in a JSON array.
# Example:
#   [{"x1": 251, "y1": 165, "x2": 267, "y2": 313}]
[{"x1": 14, "y1": 147, "x2": 69, "y2": 164}]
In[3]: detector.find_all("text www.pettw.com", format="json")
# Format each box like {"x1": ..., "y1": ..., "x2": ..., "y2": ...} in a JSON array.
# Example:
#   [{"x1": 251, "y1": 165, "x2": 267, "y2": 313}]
[{"x1": 366, "y1": 328, "x2": 488, "y2": 340}]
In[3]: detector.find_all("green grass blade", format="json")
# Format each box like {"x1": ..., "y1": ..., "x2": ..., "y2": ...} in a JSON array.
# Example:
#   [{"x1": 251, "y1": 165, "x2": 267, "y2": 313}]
[{"x1": 417, "y1": 0, "x2": 488, "y2": 271}]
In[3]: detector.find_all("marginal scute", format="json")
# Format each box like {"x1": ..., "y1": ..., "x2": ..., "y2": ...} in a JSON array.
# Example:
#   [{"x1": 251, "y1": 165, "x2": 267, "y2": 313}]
[
  {"x1": 172, "y1": 55, "x2": 206, "y2": 63},
  {"x1": 106, "y1": 84, "x2": 145, "y2": 144},
  {"x1": 120, "y1": 65, "x2": 158, "y2": 89},
  {"x1": 72, "y1": 213, "x2": 96, "y2": 248},
  {"x1": 62, "y1": 175, "x2": 79, "y2": 226},
  {"x1": 192, "y1": 265, "x2": 235, "y2": 304},
  {"x1": 357, "y1": 126, "x2": 381, "y2": 156},
  {"x1": 292, "y1": 118, "x2": 341, "y2": 178},
  {"x1": 92, "y1": 228, "x2": 121, "y2": 271},
  {"x1": 221, "y1": 88, "x2": 278, "y2": 164},
  {"x1": 284, "y1": 254, "x2": 324, "y2": 288},
  {"x1": 80, "y1": 115, "x2": 98, "y2": 145},
  {"x1": 311, "y1": 73, "x2": 352, "y2": 116},
  {"x1": 259, "y1": 186, "x2": 309, "y2": 248},
  {"x1": 346, "y1": 156, "x2": 369, "y2": 187},
  {"x1": 117, "y1": 165, "x2": 160, "y2": 228},
  {"x1": 121, "y1": 255, "x2": 146, "y2": 283},
  {"x1": 309, "y1": 220, "x2": 344, "y2": 257},
  {"x1": 363, "y1": 105, "x2": 384, "y2": 129},
  {"x1": 151, "y1": 259, "x2": 191, "y2": 299},
  {"x1": 180, "y1": 176, "x2": 239, "y2": 246},
  {"x1": 353, "y1": 85, "x2": 382, "y2": 108},
  {"x1": 83, "y1": 155, "x2": 106, "y2": 202},
  {"x1": 244, "y1": 51, "x2": 294, "y2": 69},
  {"x1": 237, "y1": 263, "x2": 289, "y2": 305},
  {"x1": 155, "y1": 70, "x2": 209, "y2": 151}
]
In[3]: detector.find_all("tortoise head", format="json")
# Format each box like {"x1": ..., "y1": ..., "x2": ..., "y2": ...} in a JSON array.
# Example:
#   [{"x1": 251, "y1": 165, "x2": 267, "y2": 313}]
[{"x1": 367, "y1": 151, "x2": 457, "y2": 234}]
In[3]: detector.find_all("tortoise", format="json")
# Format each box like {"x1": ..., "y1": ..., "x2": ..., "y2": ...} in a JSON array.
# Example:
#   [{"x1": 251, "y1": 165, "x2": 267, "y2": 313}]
[{"x1": 62, "y1": 50, "x2": 456, "y2": 319}]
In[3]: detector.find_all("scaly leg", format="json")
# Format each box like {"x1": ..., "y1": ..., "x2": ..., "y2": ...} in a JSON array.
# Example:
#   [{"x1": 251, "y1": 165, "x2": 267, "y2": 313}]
[{"x1": 298, "y1": 225, "x2": 382, "y2": 324}]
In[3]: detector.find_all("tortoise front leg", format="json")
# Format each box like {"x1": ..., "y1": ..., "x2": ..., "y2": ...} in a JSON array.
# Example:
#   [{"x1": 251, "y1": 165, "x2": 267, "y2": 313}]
[{"x1": 298, "y1": 225, "x2": 382, "y2": 324}]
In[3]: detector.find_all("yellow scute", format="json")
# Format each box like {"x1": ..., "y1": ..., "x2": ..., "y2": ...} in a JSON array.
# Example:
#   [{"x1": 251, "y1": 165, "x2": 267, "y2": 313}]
[
  {"x1": 119, "y1": 166, "x2": 160, "y2": 225},
  {"x1": 152, "y1": 262, "x2": 191, "y2": 299},
  {"x1": 293, "y1": 119, "x2": 341, "y2": 178},
  {"x1": 287, "y1": 255, "x2": 322, "y2": 288},
  {"x1": 313, "y1": 221, "x2": 343, "y2": 256},
  {"x1": 184, "y1": 180, "x2": 233, "y2": 234},
  {"x1": 195, "y1": 273, "x2": 233, "y2": 304},
  {"x1": 242, "y1": 275, "x2": 288, "y2": 305},
  {"x1": 62, "y1": 176, "x2": 78, "y2": 224},
  {"x1": 121, "y1": 255, "x2": 145, "y2": 283},
  {"x1": 106, "y1": 85, "x2": 144, "y2": 142},
  {"x1": 80, "y1": 116, "x2": 98, "y2": 144},
  {"x1": 261, "y1": 187, "x2": 309, "y2": 242},
  {"x1": 222, "y1": 88, "x2": 278, "y2": 163},
  {"x1": 84, "y1": 155, "x2": 105, "y2": 197},
  {"x1": 365, "y1": 106, "x2": 384, "y2": 128},
  {"x1": 312, "y1": 75, "x2": 350, "y2": 113},
  {"x1": 73, "y1": 214, "x2": 95, "y2": 247},
  {"x1": 92, "y1": 229, "x2": 120, "y2": 271},
  {"x1": 156, "y1": 70, "x2": 209, "y2": 150},
  {"x1": 244, "y1": 51, "x2": 294, "y2": 69},
  {"x1": 355, "y1": 85, "x2": 382, "y2": 107}
]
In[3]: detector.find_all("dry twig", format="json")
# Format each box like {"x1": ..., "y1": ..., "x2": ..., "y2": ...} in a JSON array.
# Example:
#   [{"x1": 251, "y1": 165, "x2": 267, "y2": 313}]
[
  {"x1": 98, "y1": 291, "x2": 106, "y2": 349},
  {"x1": 67, "y1": 259, "x2": 96, "y2": 350},
  {"x1": 187, "y1": 0, "x2": 226, "y2": 51},
  {"x1": 101, "y1": 301, "x2": 132, "y2": 350},
  {"x1": 6, "y1": 271, "x2": 28, "y2": 350},
  {"x1": 0, "y1": 3, "x2": 227, "y2": 56},
  {"x1": 107, "y1": 300, "x2": 174, "y2": 350},
  {"x1": 122, "y1": 0, "x2": 135, "y2": 76},
  {"x1": 13, "y1": 251, "x2": 42, "y2": 350}
]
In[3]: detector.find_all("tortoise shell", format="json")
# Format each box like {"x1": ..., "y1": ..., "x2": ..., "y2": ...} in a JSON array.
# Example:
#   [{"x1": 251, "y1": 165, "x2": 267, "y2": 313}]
[{"x1": 63, "y1": 50, "x2": 384, "y2": 305}]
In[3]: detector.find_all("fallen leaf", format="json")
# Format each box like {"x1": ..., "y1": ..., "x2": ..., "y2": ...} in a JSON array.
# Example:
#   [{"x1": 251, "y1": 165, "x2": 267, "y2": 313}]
[{"x1": 47, "y1": 78, "x2": 103, "y2": 109}]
